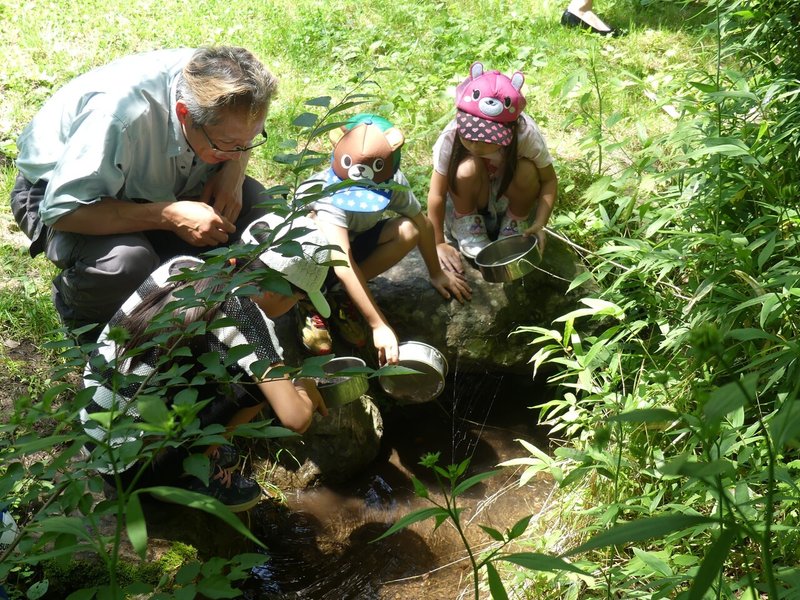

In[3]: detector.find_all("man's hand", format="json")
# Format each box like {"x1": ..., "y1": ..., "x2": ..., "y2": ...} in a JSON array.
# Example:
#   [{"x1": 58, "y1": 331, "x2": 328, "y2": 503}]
[
  {"x1": 200, "y1": 163, "x2": 244, "y2": 223},
  {"x1": 163, "y1": 201, "x2": 235, "y2": 246},
  {"x1": 430, "y1": 270, "x2": 472, "y2": 304},
  {"x1": 436, "y1": 242, "x2": 465, "y2": 274}
]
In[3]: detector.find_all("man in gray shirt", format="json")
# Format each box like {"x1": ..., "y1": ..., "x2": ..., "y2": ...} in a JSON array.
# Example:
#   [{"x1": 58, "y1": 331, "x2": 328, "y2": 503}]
[{"x1": 11, "y1": 46, "x2": 277, "y2": 340}]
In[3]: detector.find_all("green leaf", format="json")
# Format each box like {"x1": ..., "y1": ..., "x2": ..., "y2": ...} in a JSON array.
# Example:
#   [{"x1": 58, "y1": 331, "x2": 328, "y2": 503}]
[
  {"x1": 15, "y1": 435, "x2": 74, "y2": 455},
  {"x1": 137, "y1": 394, "x2": 172, "y2": 427},
  {"x1": 608, "y1": 409, "x2": 679, "y2": 424},
  {"x1": 26, "y1": 580, "x2": 49, "y2": 600},
  {"x1": 196, "y1": 574, "x2": 239, "y2": 599},
  {"x1": 509, "y1": 515, "x2": 533, "y2": 539},
  {"x1": 411, "y1": 477, "x2": 429, "y2": 499},
  {"x1": 632, "y1": 548, "x2": 672, "y2": 577},
  {"x1": 452, "y1": 469, "x2": 500, "y2": 497},
  {"x1": 142, "y1": 487, "x2": 264, "y2": 548},
  {"x1": 486, "y1": 562, "x2": 509, "y2": 600},
  {"x1": 371, "y1": 507, "x2": 448, "y2": 542},
  {"x1": 564, "y1": 515, "x2": 717, "y2": 556},
  {"x1": 172, "y1": 584, "x2": 198, "y2": 600},
  {"x1": 173, "y1": 387, "x2": 198, "y2": 407},
  {"x1": 221, "y1": 344, "x2": 254, "y2": 366},
  {"x1": 770, "y1": 396, "x2": 800, "y2": 448},
  {"x1": 182, "y1": 454, "x2": 211, "y2": 487},
  {"x1": 500, "y1": 552, "x2": 587, "y2": 575},
  {"x1": 305, "y1": 96, "x2": 332, "y2": 107},
  {"x1": 292, "y1": 112, "x2": 319, "y2": 128},
  {"x1": 567, "y1": 271, "x2": 595, "y2": 293},
  {"x1": 37, "y1": 516, "x2": 93, "y2": 541},
  {"x1": 175, "y1": 562, "x2": 202, "y2": 586},
  {"x1": 65, "y1": 589, "x2": 97, "y2": 600},
  {"x1": 479, "y1": 525, "x2": 505, "y2": 542},
  {"x1": 125, "y1": 493, "x2": 148, "y2": 559},
  {"x1": 687, "y1": 528, "x2": 737, "y2": 600},
  {"x1": 757, "y1": 231, "x2": 777, "y2": 270},
  {"x1": 703, "y1": 373, "x2": 757, "y2": 423}
]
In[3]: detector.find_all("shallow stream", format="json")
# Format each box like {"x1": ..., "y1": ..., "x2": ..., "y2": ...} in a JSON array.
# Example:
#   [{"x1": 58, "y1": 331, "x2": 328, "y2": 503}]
[{"x1": 240, "y1": 372, "x2": 554, "y2": 599}]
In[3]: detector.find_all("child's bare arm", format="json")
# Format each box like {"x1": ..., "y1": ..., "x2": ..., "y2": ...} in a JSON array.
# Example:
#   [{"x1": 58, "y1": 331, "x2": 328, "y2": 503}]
[
  {"x1": 256, "y1": 373, "x2": 324, "y2": 434},
  {"x1": 410, "y1": 212, "x2": 471, "y2": 304},
  {"x1": 316, "y1": 220, "x2": 400, "y2": 365},
  {"x1": 524, "y1": 164, "x2": 558, "y2": 252},
  {"x1": 428, "y1": 171, "x2": 464, "y2": 274}
]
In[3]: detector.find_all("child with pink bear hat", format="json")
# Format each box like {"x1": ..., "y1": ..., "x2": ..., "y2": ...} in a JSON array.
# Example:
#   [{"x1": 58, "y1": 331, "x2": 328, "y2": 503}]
[{"x1": 427, "y1": 61, "x2": 559, "y2": 272}]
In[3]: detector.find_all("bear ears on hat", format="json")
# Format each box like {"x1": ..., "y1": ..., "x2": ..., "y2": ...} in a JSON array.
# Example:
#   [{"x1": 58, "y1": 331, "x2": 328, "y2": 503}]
[
  {"x1": 329, "y1": 122, "x2": 404, "y2": 152},
  {"x1": 327, "y1": 116, "x2": 405, "y2": 184}
]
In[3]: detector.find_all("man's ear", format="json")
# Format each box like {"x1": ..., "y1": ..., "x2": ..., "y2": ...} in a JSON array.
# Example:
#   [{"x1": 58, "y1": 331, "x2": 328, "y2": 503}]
[{"x1": 175, "y1": 100, "x2": 190, "y2": 124}]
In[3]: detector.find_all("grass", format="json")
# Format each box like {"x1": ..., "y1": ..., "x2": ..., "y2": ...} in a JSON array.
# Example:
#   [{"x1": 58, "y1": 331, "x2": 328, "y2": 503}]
[{"x1": 0, "y1": 0, "x2": 720, "y2": 594}]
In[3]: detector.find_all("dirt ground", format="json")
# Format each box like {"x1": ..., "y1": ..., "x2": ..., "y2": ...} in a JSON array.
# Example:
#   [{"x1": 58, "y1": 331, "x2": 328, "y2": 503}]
[{"x1": 0, "y1": 209, "x2": 65, "y2": 426}]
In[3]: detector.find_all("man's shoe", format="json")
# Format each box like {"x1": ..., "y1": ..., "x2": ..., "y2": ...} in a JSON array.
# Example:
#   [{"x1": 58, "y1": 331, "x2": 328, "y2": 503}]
[
  {"x1": 452, "y1": 213, "x2": 491, "y2": 259},
  {"x1": 297, "y1": 299, "x2": 333, "y2": 355},
  {"x1": 498, "y1": 214, "x2": 523, "y2": 239},
  {"x1": 331, "y1": 295, "x2": 368, "y2": 348},
  {"x1": 179, "y1": 473, "x2": 262, "y2": 513}
]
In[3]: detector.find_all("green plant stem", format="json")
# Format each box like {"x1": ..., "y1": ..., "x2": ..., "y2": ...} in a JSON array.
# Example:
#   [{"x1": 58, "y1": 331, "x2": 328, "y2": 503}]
[
  {"x1": 436, "y1": 472, "x2": 480, "y2": 600},
  {"x1": 590, "y1": 54, "x2": 604, "y2": 176},
  {"x1": 0, "y1": 479, "x2": 69, "y2": 563},
  {"x1": 722, "y1": 360, "x2": 780, "y2": 597}
]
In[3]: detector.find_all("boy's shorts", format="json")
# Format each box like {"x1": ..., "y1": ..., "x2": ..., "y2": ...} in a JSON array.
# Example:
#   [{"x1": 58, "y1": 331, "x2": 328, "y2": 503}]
[
  {"x1": 351, "y1": 219, "x2": 389, "y2": 263},
  {"x1": 323, "y1": 219, "x2": 389, "y2": 289}
]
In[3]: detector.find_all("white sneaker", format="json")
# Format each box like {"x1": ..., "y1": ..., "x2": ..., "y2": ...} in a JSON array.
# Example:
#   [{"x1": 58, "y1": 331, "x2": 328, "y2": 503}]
[
  {"x1": 452, "y1": 213, "x2": 491, "y2": 259},
  {"x1": 498, "y1": 213, "x2": 523, "y2": 239}
]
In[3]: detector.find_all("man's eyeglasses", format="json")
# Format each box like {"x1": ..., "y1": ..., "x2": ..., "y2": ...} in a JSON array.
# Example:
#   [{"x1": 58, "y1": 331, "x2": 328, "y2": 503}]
[{"x1": 199, "y1": 125, "x2": 268, "y2": 155}]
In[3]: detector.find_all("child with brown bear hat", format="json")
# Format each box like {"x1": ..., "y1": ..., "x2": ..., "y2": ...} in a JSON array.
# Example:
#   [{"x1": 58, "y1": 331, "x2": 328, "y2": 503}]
[{"x1": 297, "y1": 113, "x2": 471, "y2": 365}]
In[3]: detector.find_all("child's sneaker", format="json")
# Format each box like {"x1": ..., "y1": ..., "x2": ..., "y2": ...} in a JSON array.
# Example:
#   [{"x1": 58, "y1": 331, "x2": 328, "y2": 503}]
[
  {"x1": 297, "y1": 299, "x2": 333, "y2": 355},
  {"x1": 210, "y1": 444, "x2": 240, "y2": 471},
  {"x1": 179, "y1": 473, "x2": 262, "y2": 513},
  {"x1": 498, "y1": 214, "x2": 523, "y2": 239},
  {"x1": 331, "y1": 295, "x2": 368, "y2": 348},
  {"x1": 452, "y1": 213, "x2": 491, "y2": 259}
]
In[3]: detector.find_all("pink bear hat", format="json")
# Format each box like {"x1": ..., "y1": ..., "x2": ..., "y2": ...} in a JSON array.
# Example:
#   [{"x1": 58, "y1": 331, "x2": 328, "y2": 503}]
[{"x1": 455, "y1": 61, "x2": 526, "y2": 147}]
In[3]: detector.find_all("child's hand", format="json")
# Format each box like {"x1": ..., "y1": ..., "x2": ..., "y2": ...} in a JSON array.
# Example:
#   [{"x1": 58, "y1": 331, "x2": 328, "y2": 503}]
[
  {"x1": 524, "y1": 222, "x2": 547, "y2": 254},
  {"x1": 373, "y1": 324, "x2": 399, "y2": 366},
  {"x1": 430, "y1": 270, "x2": 472, "y2": 304},
  {"x1": 437, "y1": 242, "x2": 464, "y2": 274}
]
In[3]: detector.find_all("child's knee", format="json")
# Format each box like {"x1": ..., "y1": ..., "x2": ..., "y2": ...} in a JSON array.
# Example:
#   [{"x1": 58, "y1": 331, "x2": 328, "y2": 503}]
[
  {"x1": 509, "y1": 160, "x2": 541, "y2": 199},
  {"x1": 454, "y1": 157, "x2": 487, "y2": 188},
  {"x1": 398, "y1": 218, "x2": 420, "y2": 247}
]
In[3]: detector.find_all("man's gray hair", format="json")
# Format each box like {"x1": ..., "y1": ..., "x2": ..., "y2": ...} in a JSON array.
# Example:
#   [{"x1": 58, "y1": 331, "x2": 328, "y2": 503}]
[{"x1": 177, "y1": 46, "x2": 278, "y2": 125}]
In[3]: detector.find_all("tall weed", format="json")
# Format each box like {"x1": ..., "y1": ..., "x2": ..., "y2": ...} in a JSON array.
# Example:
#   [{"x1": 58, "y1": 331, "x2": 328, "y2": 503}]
[{"x1": 504, "y1": 0, "x2": 800, "y2": 597}]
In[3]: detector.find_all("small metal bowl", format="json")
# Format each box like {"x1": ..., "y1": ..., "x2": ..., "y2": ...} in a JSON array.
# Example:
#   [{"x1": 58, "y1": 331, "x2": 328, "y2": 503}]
[
  {"x1": 475, "y1": 234, "x2": 540, "y2": 283},
  {"x1": 316, "y1": 357, "x2": 369, "y2": 408},
  {"x1": 378, "y1": 341, "x2": 448, "y2": 404}
]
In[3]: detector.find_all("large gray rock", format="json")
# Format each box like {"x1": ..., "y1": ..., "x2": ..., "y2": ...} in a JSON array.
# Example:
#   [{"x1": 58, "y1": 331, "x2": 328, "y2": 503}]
[
  {"x1": 274, "y1": 233, "x2": 592, "y2": 376},
  {"x1": 259, "y1": 233, "x2": 592, "y2": 490},
  {"x1": 251, "y1": 396, "x2": 384, "y2": 489},
  {"x1": 370, "y1": 234, "x2": 592, "y2": 376}
]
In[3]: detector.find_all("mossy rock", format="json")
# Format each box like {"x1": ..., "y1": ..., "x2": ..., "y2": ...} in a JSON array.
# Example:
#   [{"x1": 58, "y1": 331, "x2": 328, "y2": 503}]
[{"x1": 40, "y1": 541, "x2": 197, "y2": 599}]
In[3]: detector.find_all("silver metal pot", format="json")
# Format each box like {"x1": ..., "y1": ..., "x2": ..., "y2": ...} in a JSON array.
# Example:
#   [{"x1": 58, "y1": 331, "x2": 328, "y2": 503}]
[
  {"x1": 378, "y1": 341, "x2": 448, "y2": 404},
  {"x1": 475, "y1": 234, "x2": 540, "y2": 283},
  {"x1": 316, "y1": 356, "x2": 369, "y2": 408}
]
